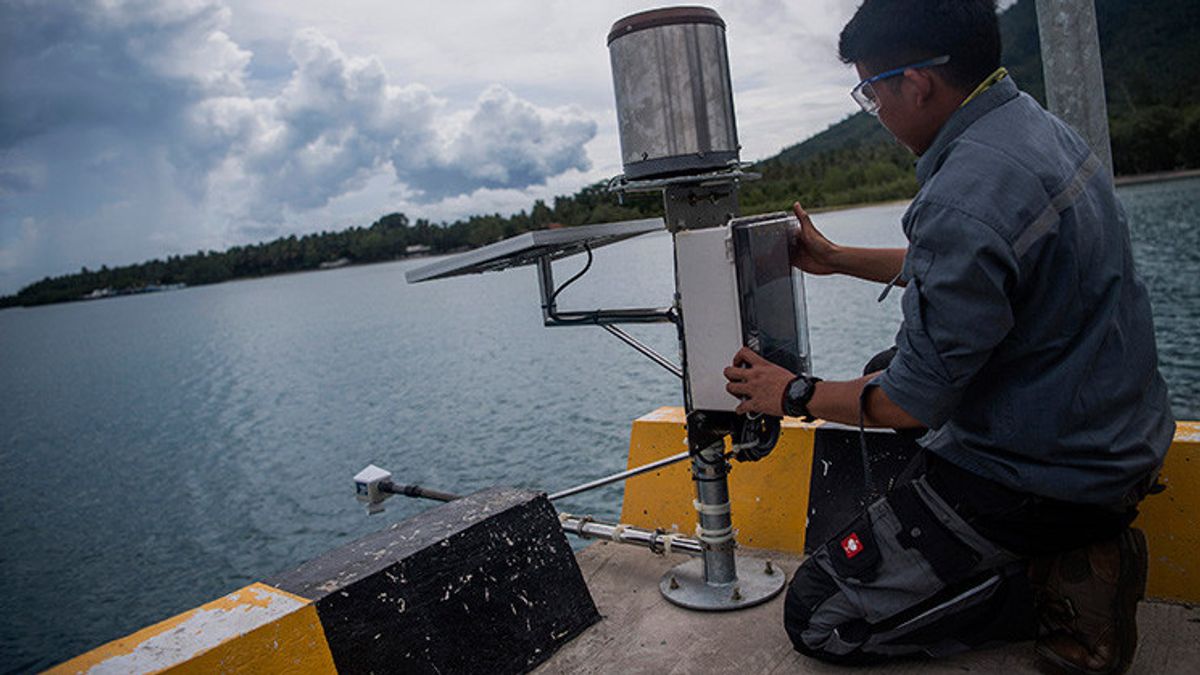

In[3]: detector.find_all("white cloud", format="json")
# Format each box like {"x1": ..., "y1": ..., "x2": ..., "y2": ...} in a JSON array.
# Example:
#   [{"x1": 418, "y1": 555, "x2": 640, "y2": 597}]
[
  {"x1": 0, "y1": 0, "x2": 599, "y2": 292},
  {"x1": 397, "y1": 85, "x2": 594, "y2": 200}
]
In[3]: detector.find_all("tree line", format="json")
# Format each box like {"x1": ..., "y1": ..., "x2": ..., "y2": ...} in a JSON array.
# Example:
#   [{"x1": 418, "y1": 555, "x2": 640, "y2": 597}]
[{"x1": 0, "y1": 150, "x2": 923, "y2": 309}]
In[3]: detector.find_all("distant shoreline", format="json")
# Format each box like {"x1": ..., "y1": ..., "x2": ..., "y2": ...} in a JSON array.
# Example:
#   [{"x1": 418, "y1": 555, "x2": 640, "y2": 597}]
[
  {"x1": 815, "y1": 169, "x2": 1200, "y2": 215},
  {"x1": 3, "y1": 170, "x2": 1195, "y2": 310}
]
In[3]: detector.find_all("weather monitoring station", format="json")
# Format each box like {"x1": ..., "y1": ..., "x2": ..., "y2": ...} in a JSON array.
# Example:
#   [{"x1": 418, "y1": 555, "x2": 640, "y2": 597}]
[{"x1": 362, "y1": 6, "x2": 812, "y2": 612}]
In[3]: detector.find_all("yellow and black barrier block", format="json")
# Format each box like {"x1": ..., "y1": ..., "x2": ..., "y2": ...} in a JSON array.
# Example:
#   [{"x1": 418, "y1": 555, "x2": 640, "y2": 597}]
[
  {"x1": 269, "y1": 486, "x2": 599, "y2": 673},
  {"x1": 51, "y1": 487, "x2": 598, "y2": 674}
]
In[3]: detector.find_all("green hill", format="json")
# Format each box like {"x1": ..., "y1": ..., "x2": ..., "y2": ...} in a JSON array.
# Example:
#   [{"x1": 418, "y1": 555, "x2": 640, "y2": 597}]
[
  {"x1": 770, "y1": 0, "x2": 1200, "y2": 177},
  {"x1": 4, "y1": 0, "x2": 1197, "y2": 309}
]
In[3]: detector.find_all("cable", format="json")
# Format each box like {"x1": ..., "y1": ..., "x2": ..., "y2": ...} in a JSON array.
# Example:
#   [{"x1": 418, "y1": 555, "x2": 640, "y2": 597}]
[
  {"x1": 550, "y1": 243, "x2": 593, "y2": 303},
  {"x1": 546, "y1": 243, "x2": 607, "y2": 325}
]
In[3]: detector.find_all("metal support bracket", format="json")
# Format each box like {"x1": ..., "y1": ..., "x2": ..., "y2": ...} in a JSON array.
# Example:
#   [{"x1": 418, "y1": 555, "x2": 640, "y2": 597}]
[
  {"x1": 601, "y1": 324, "x2": 683, "y2": 379},
  {"x1": 662, "y1": 184, "x2": 741, "y2": 233},
  {"x1": 535, "y1": 255, "x2": 676, "y2": 327},
  {"x1": 532, "y1": 254, "x2": 682, "y2": 378}
]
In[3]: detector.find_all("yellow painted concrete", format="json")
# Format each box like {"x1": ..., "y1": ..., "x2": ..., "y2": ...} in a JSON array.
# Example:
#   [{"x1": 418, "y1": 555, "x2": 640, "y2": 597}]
[
  {"x1": 47, "y1": 583, "x2": 336, "y2": 675},
  {"x1": 620, "y1": 406, "x2": 818, "y2": 553},
  {"x1": 165, "y1": 603, "x2": 336, "y2": 675},
  {"x1": 1135, "y1": 420, "x2": 1200, "y2": 603},
  {"x1": 621, "y1": 408, "x2": 1200, "y2": 603}
]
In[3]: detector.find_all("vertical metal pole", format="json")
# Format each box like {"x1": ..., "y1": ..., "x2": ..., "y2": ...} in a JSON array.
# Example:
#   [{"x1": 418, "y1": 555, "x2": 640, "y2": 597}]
[
  {"x1": 666, "y1": 183, "x2": 742, "y2": 589},
  {"x1": 692, "y1": 452, "x2": 736, "y2": 583},
  {"x1": 1035, "y1": 0, "x2": 1114, "y2": 177},
  {"x1": 657, "y1": 190, "x2": 785, "y2": 610},
  {"x1": 536, "y1": 256, "x2": 556, "y2": 322}
]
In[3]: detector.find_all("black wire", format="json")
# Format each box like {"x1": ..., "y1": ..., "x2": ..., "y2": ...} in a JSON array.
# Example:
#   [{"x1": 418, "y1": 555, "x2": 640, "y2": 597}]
[
  {"x1": 544, "y1": 243, "x2": 674, "y2": 326},
  {"x1": 550, "y1": 242, "x2": 593, "y2": 305},
  {"x1": 546, "y1": 243, "x2": 600, "y2": 324}
]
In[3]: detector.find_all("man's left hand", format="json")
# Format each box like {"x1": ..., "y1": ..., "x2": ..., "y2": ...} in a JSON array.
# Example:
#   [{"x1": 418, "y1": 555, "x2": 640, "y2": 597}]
[{"x1": 723, "y1": 347, "x2": 795, "y2": 416}]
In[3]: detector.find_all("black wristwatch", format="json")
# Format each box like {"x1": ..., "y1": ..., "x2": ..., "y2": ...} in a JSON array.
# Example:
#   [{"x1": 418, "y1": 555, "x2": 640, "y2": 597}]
[{"x1": 782, "y1": 375, "x2": 821, "y2": 420}]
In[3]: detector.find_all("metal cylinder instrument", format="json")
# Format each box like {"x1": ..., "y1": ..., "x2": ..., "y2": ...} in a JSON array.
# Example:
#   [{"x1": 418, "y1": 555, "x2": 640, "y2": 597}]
[{"x1": 608, "y1": 6, "x2": 740, "y2": 179}]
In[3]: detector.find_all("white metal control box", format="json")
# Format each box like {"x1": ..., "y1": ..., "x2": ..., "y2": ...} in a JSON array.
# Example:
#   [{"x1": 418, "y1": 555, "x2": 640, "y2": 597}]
[
  {"x1": 675, "y1": 227, "x2": 744, "y2": 412},
  {"x1": 675, "y1": 214, "x2": 811, "y2": 413}
]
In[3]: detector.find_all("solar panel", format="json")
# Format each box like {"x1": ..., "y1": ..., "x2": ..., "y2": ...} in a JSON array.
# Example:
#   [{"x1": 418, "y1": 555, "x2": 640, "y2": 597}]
[{"x1": 404, "y1": 217, "x2": 665, "y2": 283}]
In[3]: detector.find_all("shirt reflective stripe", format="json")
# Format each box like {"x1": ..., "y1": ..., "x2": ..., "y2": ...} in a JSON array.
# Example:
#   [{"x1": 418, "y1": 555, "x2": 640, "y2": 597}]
[{"x1": 1013, "y1": 153, "x2": 1104, "y2": 257}]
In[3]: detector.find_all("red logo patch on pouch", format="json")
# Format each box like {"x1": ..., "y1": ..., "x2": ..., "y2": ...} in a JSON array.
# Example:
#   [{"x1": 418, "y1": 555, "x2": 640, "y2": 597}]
[{"x1": 841, "y1": 532, "x2": 864, "y2": 559}]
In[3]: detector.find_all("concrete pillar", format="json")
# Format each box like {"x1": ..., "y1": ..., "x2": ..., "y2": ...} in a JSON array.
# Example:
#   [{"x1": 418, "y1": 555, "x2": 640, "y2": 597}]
[{"x1": 1035, "y1": 0, "x2": 1114, "y2": 177}]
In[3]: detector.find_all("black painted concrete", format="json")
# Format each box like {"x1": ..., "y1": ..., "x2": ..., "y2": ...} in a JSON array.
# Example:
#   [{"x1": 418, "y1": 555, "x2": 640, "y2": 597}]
[
  {"x1": 269, "y1": 487, "x2": 599, "y2": 674},
  {"x1": 804, "y1": 427, "x2": 921, "y2": 552}
]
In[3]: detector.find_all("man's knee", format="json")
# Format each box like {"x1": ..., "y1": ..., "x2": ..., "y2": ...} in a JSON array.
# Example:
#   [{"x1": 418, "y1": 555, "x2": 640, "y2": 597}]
[
  {"x1": 783, "y1": 557, "x2": 837, "y2": 652},
  {"x1": 783, "y1": 558, "x2": 887, "y2": 665}
]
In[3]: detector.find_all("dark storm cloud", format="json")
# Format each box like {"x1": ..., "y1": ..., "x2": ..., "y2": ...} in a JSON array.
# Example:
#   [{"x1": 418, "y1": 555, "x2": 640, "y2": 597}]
[
  {"x1": 0, "y1": 1, "x2": 597, "y2": 293},
  {"x1": 0, "y1": 0, "x2": 246, "y2": 149}
]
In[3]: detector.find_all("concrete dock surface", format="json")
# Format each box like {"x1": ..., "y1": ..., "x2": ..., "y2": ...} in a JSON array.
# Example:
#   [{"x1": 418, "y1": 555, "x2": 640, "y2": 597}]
[{"x1": 537, "y1": 542, "x2": 1200, "y2": 674}]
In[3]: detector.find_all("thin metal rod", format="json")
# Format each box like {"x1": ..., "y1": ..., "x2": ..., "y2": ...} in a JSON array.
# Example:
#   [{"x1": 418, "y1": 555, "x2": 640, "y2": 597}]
[
  {"x1": 548, "y1": 450, "x2": 691, "y2": 501},
  {"x1": 379, "y1": 481, "x2": 461, "y2": 502},
  {"x1": 377, "y1": 449, "x2": 693, "y2": 505},
  {"x1": 601, "y1": 324, "x2": 684, "y2": 379},
  {"x1": 559, "y1": 514, "x2": 704, "y2": 556}
]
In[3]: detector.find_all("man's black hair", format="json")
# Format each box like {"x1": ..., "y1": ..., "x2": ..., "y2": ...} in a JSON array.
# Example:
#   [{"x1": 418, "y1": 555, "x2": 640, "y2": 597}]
[{"x1": 838, "y1": 0, "x2": 1001, "y2": 92}]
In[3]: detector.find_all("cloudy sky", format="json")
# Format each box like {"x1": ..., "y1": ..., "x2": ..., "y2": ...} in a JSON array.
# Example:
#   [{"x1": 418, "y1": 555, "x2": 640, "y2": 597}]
[{"x1": 0, "y1": 0, "x2": 1016, "y2": 295}]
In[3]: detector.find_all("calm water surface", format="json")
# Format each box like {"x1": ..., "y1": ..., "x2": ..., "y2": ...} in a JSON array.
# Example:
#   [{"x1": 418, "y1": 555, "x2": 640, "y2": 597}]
[{"x1": 2, "y1": 179, "x2": 1197, "y2": 671}]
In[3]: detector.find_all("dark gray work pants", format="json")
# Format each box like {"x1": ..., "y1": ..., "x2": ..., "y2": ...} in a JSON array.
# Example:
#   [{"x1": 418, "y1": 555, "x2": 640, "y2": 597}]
[{"x1": 784, "y1": 451, "x2": 1137, "y2": 662}]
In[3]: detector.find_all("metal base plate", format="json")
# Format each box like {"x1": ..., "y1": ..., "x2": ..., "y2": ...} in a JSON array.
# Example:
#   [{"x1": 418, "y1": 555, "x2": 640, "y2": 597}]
[{"x1": 659, "y1": 555, "x2": 785, "y2": 611}]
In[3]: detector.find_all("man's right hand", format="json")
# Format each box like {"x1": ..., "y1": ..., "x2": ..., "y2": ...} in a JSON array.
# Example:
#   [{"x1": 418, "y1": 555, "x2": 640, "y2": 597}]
[{"x1": 790, "y1": 202, "x2": 841, "y2": 275}]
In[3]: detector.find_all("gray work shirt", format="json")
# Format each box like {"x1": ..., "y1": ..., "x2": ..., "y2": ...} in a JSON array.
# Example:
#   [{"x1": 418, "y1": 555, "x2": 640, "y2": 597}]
[{"x1": 877, "y1": 77, "x2": 1174, "y2": 506}]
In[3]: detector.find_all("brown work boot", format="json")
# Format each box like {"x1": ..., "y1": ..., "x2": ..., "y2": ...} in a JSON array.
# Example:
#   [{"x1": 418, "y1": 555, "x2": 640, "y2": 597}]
[{"x1": 1033, "y1": 528, "x2": 1148, "y2": 675}]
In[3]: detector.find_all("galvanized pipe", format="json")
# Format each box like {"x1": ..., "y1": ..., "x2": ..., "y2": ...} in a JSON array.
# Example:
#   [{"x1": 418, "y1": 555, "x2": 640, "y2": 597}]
[
  {"x1": 559, "y1": 514, "x2": 704, "y2": 556},
  {"x1": 691, "y1": 445, "x2": 737, "y2": 584}
]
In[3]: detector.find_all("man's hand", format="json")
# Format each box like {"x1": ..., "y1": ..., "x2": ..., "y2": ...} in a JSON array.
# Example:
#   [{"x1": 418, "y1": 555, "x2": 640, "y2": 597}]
[
  {"x1": 790, "y1": 202, "x2": 841, "y2": 275},
  {"x1": 723, "y1": 347, "x2": 796, "y2": 416}
]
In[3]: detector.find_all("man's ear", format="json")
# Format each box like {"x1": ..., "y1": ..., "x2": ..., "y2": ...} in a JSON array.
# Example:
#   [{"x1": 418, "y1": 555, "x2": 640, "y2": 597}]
[{"x1": 904, "y1": 67, "x2": 936, "y2": 107}]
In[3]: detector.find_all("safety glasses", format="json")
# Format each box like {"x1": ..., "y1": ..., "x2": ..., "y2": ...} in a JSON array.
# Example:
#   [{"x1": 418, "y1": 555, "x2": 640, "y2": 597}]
[{"x1": 851, "y1": 55, "x2": 950, "y2": 115}]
